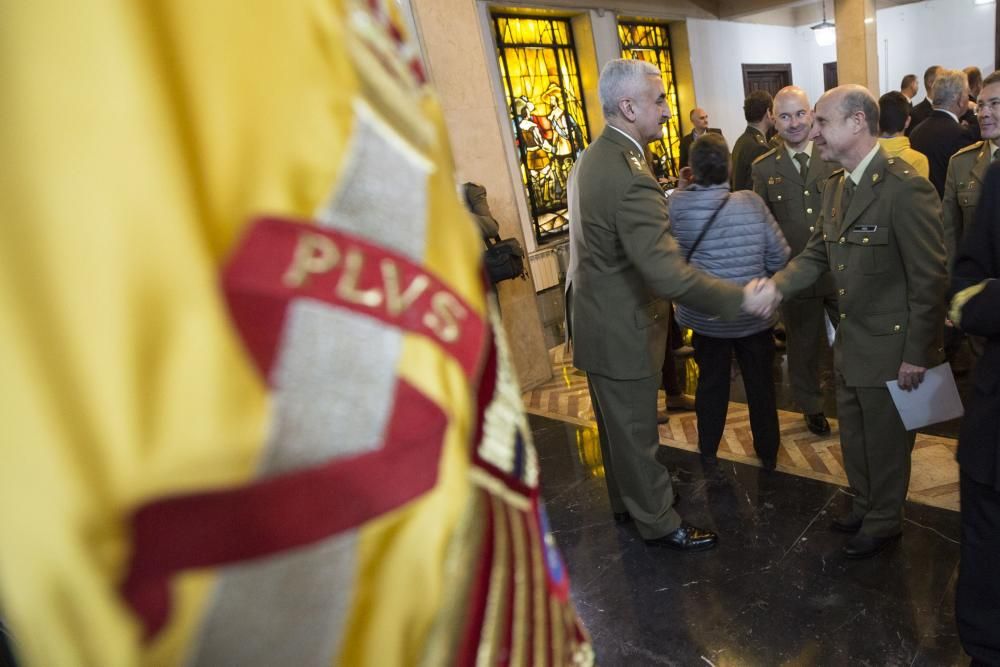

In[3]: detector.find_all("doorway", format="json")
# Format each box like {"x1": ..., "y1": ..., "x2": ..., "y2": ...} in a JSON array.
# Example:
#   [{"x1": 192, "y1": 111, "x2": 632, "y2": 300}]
[
  {"x1": 741, "y1": 63, "x2": 792, "y2": 97},
  {"x1": 824, "y1": 62, "x2": 838, "y2": 91}
]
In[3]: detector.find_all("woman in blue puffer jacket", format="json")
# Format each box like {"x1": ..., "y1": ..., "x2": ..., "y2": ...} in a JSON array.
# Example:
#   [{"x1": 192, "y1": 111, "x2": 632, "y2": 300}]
[{"x1": 668, "y1": 133, "x2": 790, "y2": 469}]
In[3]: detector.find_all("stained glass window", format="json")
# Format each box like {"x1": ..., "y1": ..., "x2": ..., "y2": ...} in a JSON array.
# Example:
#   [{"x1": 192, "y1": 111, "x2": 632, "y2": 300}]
[
  {"x1": 493, "y1": 15, "x2": 590, "y2": 245},
  {"x1": 619, "y1": 22, "x2": 682, "y2": 180}
]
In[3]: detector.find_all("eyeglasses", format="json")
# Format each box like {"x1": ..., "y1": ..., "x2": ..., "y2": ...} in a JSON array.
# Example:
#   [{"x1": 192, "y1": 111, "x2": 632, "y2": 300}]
[{"x1": 975, "y1": 99, "x2": 1000, "y2": 114}]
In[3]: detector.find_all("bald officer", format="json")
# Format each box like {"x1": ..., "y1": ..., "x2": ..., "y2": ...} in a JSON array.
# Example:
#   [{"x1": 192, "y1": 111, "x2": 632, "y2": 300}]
[
  {"x1": 566, "y1": 59, "x2": 777, "y2": 552},
  {"x1": 752, "y1": 86, "x2": 839, "y2": 436},
  {"x1": 770, "y1": 85, "x2": 947, "y2": 559}
]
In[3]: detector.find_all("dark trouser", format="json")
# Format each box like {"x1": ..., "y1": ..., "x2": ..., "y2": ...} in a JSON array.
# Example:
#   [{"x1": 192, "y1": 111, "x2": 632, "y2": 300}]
[
  {"x1": 835, "y1": 377, "x2": 916, "y2": 537},
  {"x1": 661, "y1": 305, "x2": 682, "y2": 396},
  {"x1": 957, "y1": 471, "x2": 1000, "y2": 666},
  {"x1": 691, "y1": 329, "x2": 779, "y2": 463},
  {"x1": 588, "y1": 372, "x2": 681, "y2": 540},
  {"x1": 781, "y1": 294, "x2": 837, "y2": 415}
]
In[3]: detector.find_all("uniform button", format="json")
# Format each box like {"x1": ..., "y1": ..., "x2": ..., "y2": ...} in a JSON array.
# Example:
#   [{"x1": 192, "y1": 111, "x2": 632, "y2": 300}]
[
  {"x1": 837, "y1": 264, "x2": 845, "y2": 270},
  {"x1": 804, "y1": 190, "x2": 810, "y2": 196},
  {"x1": 893, "y1": 324, "x2": 901, "y2": 332},
  {"x1": 839, "y1": 237, "x2": 846, "y2": 244},
  {"x1": 862, "y1": 237, "x2": 870, "y2": 244},
  {"x1": 806, "y1": 208, "x2": 813, "y2": 214},
  {"x1": 809, "y1": 226, "x2": 815, "y2": 232},
  {"x1": 777, "y1": 194, "x2": 783, "y2": 200},
  {"x1": 838, "y1": 288, "x2": 846, "y2": 296},
  {"x1": 840, "y1": 313, "x2": 847, "y2": 320}
]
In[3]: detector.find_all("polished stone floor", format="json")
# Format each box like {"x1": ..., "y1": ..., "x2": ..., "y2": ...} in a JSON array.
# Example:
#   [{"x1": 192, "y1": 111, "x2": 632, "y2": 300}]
[{"x1": 532, "y1": 414, "x2": 967, "y2": 666}]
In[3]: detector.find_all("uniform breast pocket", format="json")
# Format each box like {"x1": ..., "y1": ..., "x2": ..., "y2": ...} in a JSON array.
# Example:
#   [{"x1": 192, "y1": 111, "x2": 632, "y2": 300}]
[
  {"x1": 847, "y1": 227, "x2": 890, "y2": 274},
  {"x1": 767, "y1": 184, "x2": 789, "y2": 216},
  {"x1": 634, "y1": 299, "x2": 669, "y2": 329},
  {"x1": 959, "y1": 195, "x2": 978, "y2": 232}
]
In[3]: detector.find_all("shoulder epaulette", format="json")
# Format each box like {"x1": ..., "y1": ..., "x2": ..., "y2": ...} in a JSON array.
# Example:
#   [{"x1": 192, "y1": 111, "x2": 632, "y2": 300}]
[
  {"x1": 953, "y1": 140, "x2": 985, "y2": 158},
  {"x1": 622, "y1": 149, "x2": 648, "y2": 176},
  {"x1": 752, "y1": 148, "x2": 778, "y2": 166}
]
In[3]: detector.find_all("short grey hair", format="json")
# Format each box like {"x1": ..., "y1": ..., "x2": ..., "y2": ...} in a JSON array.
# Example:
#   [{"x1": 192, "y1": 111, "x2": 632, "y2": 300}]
[
  {"x1": 932, "y1": 69, "x2": 968, "y2": 108},
  {"x1": 598, "y1": 59, "x2": 660, "y2": 119},
  {"x1": 839, "y1": 86, "x2": 880, "y2": 136}
]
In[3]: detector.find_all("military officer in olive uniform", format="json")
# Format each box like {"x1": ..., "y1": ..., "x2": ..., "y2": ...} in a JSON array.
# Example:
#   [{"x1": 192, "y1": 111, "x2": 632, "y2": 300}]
[
  {"x1": 752, "y1": 86, "x2": 838, "y2": 436},
  {"x1": 942, "y1": 70, "x2": 1000, "y2": 271},
  {"x1": 771, "y1": 85, "x2": 947, "y2": 559},
  {"x1": 566, "y1": 59, "x2": 777, "y2": 552},
  {"x1": 731, "y1": 90, "x2": 774, "y2": 191}
]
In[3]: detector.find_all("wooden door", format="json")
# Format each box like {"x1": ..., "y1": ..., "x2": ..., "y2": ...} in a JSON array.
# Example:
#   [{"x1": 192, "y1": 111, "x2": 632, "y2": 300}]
[
  {"x1": 824, "y1": 62, "x2": 838, "y2": 91},
  {"x1": 741, "y1": 63, "x2": 792, "y2": 97}
]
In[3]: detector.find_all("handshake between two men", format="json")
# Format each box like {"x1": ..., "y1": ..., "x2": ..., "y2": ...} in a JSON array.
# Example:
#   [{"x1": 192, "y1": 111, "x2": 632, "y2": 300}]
[{"x1": 740, "y1": 277, "x2": 782, "y2": 319}]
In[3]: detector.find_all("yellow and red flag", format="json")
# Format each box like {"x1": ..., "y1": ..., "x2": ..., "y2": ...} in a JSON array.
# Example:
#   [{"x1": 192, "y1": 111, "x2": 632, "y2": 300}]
[{"x1": 0, "y1": 0, "x2": 591, "y2": 665}]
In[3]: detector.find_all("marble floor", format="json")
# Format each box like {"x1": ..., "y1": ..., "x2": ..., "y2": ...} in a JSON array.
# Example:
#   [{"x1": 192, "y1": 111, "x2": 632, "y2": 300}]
[
  {"x1": 526, "y1": 339, "x2": 975, "y2": 665},
  {"x1": 525, "y1": 345, "x2": 963, "y2": 512},
  {"x1": 532, "y1": 414, "x2": 966, "y2": 666}
]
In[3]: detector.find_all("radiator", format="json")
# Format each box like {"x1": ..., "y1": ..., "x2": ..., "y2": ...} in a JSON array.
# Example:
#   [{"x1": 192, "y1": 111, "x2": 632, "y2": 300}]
[{"x1": 528, "y1": 249, "x2": 561, "y2": 292}]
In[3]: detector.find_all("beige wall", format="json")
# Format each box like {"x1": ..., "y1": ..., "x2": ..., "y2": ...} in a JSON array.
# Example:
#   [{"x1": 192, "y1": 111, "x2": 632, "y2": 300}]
[{"x1": 409, "y1": 0, "x2": 552, "y2": 390}]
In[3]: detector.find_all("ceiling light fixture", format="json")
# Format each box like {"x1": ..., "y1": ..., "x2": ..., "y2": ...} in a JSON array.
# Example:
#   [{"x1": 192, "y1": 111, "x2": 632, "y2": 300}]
[{"x1": 811, "y1": 0, "x2": 836, "y2": 46}]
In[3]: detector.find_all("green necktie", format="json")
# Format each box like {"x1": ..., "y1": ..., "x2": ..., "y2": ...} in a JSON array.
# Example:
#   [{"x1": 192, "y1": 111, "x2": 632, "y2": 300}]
[
  {"x1": 794, "y1": 152, "x2": 809, "y2": 177},
  {"x1": 842, "y1": 177, "x2": 856, "y2": 210}
]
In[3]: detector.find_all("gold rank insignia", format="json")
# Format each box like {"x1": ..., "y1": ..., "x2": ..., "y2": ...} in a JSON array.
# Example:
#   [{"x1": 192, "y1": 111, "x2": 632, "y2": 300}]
[
  {"x1": 629, "y1": 154, "x2": 644, "y2": 170},
  {"x1": 872, "y1": 173, "x2": 879, "y2": 182}
]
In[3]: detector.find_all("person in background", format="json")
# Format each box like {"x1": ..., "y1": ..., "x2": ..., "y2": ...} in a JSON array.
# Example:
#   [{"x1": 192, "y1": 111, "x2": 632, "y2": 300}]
[
  {"x1": 961, "y1": 66, "x2": 983, "y2": 141},
  {"x1": 943, "y1": 70, "x2": 1000, "y2": 272},
  {"x1": 752, "y1": 86, "x2": 839, "y2": 437},
  {"x1": 906, "y1": 64, "x2": 942, "y2": 135},
  {"x1": 671, "y1": 133, "x2": 790, "y2": 470},
  {"x1": 910, "y1": 68, "x2": 975, "y2": 198},
  {"x1": 900, "y1": 73, "x2": 919, "y2": 107},
  {"x1": 949, "y1": 161, "x2": 1000, "y2": 667},
  {"x1": 462, "y1": 181, "x2": 500, "y2": 239},
  {"x1": 878, "y1": 91, "x2": 931, "y2": 180},
  {"x1": 678, "y1": 107, "x2": 723, "y2": 169},
  {"x1": 731, "y1": 90, "x2": 774, "y2": 191}
]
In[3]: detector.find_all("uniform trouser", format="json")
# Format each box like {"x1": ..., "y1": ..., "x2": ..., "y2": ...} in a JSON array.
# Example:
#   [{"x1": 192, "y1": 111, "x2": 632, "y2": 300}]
[
  {"x1": 691, "y1": 329, "x2": 780, "y2": 463},
  {"x1": 835, "y1": 377, "x2": 916, "y2": 537},
  {"x1": 781, "y1": 293, "x2": 837, "y2": 415},
  {"x1": 956, "y1": 471, "x2": 1000, "y2": 666},
  {"x1": 587, "y1": 372, "x2": 681, "y2": 540}
]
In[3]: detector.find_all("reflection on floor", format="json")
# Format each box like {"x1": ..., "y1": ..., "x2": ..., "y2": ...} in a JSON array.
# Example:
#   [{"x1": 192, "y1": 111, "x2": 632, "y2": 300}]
[
  {"x1": 532, "y1": 414, "x2": 966, "y2": 666},
  {"x1": 524, "y1": 346, "x2": 960, "y2": 512}
]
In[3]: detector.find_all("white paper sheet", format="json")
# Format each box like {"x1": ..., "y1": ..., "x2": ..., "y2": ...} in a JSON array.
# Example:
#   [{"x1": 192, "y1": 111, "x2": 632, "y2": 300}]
[{"x1": 886, "y1": 362, "x2": 964, "y2": 431}]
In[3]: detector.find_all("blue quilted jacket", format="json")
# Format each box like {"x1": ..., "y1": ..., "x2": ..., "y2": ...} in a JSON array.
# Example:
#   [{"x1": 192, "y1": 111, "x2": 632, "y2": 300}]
[{"x1": 668, "y1": 183, "x2": 790, "y2": 338}]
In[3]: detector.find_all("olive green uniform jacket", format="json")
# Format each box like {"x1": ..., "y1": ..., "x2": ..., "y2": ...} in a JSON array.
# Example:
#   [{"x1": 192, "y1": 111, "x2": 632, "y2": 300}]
[
  {"x1": 751, "y1": 141, "x2": 838, "y2": 298},
  {"x1": 773, "y1": 148, "x2": 947, "y2": 387},
  {"x1": 942, "y1": 140, "x2": 995, "y2": 271},
  {"x1": 731, "y1": 126, "x2": 770, "y2": 191},
  {"x1": 565, "y1": 126, "x2": 744, "y2": 380}
]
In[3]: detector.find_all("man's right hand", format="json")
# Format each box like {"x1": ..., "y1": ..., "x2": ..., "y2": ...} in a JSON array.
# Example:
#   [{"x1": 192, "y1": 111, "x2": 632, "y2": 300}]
[{"x1": 741, "y1": 278, "x2": 781, "y2": 318}]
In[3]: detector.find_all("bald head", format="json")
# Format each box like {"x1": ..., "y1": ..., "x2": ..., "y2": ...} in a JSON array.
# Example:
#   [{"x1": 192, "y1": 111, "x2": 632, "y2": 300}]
[
  {"x1": 772, "y1": 86, "x2": 813, "y2": 150},
  {"x1": 811, "y1": 85, "x2": 880, "y2": 171},
  {"x1": 689, "y1": 107, "x2": 709, "y2": 131}
]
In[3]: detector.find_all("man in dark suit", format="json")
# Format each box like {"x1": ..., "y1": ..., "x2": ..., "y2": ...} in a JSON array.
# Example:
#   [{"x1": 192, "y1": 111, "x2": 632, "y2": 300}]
[
  {"x1": 961, "y1": 66, "x2": 982, "y2": 141},
  {"x1": 950, "y1": 161, "x2": 1000, "y2": 667},
  {"x1": 900, "y1": 73, "x2": 918, "y2": 108},
  {"x1": 678, "y1": 107, "x2": 722, "y2": 168},
  {"x1": 905, "y1": 64, "x2": 941, "y2": 136},
  {"x1": 770, "y1": 85, "x2": 947, "y2": 559},
  {"x1": 751, "y1": 86, "x2": 839, "y2": 437},
  {"x1": 565, "y1": 59, "x2": 777, "y2": 552},
  {"x1": 910, "y1": 68, "x2": 975, "y2": 198},
  {"x1": 731, "y1": 90, "x2": 774, "y2": 191}
]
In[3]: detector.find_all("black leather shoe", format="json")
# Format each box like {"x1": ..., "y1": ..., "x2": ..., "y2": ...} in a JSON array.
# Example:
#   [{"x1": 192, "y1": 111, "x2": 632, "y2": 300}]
[
  {"x1": 645, "y1": 522, "x2": 717, "y2": 552},
  {"x1": 760, "y1": 457, "x2": 777, "y2": 471},
  {"x1": 830, "y1": 514, "x2": 863, "y2": 533},
  {"x1": 843, "y1": 532, "x2": 901, "y2": 559},
  {"x1": 656, "y1": 410, "x2": 670, "y2": 424},
  {"x1": 805, "y1": 413, "x2": 831, "y2": 436}
]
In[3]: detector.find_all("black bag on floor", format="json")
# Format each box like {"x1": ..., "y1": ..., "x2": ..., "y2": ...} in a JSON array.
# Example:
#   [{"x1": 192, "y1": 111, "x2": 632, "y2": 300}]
[{"x1": 484, "y1": 234, "x2": 526, "y2": 284}]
